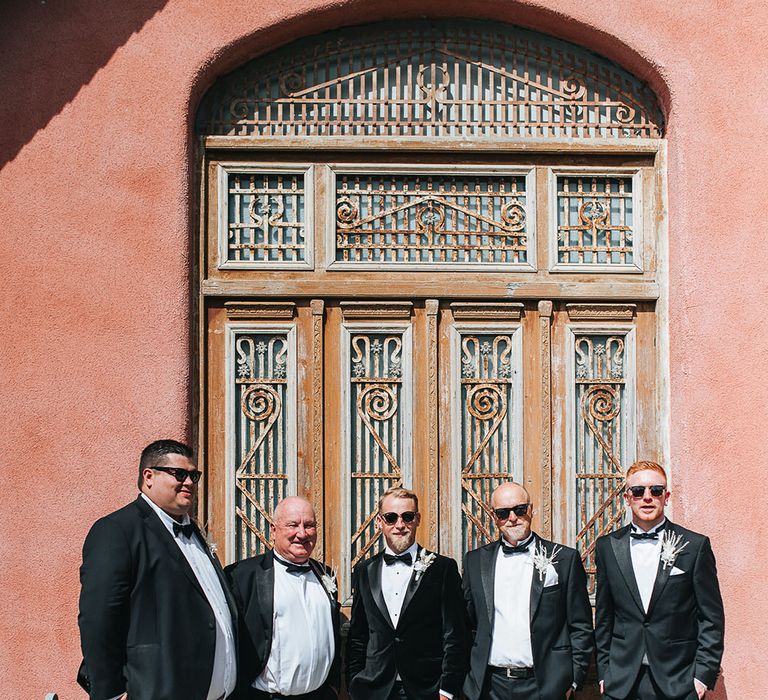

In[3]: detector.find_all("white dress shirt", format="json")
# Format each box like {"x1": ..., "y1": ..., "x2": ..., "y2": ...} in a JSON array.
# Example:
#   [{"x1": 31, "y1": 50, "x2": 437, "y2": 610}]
[
  {"x1": 488, "y1": 534, "x2": 535, "y2": 668},
  {"x1": 254, "y1": 554, "x2": 335, "y2": 695},
  {"x1": 381, "y1": 542, "x2": 419, "y2": 627},
  {"x1": 629, "y1": 519, "x2": 666, "y2": 612},
  {"x1": 629, "y1": 519, "x2": 666, "y2": 666},
  {"x1": 141, "y1": 494, "x2": 236, "y2": 700}
]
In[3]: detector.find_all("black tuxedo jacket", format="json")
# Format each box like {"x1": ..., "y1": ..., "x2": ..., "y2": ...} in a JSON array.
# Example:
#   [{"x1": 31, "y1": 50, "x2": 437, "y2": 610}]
[
  {"x1": 225, "y1": 550, "x2": 341, "y2": 700},
  {"x1": 77, "y1": 495, "x2": 238, "y2": 700},
  {"x1": 346, "y1": 548, "x2": 469, "y2": 700},
  {"x1": 462, "y1": 534, "x2": 594, "y2": 700},
  {"x1": 595, "y1": 521, "x2": 725, "y2": 699}
]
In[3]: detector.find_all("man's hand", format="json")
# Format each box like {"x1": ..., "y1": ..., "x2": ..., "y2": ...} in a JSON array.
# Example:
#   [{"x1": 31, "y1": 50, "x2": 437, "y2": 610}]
[
  {"x1": 439, "y1": 694, "x2": 452, "y2": 700},
  {"x1": 565, "y1": 687, "x2": 573, "y2": 698},
  {"x1": 694, "y1": 678, "x2": 707, "y2": 699}
]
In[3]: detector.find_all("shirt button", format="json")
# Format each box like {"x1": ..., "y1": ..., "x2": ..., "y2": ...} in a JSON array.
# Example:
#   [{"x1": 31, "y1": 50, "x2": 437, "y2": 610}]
[{"x1": 209, "y1": 622, "x2": 215, "y2": 630}]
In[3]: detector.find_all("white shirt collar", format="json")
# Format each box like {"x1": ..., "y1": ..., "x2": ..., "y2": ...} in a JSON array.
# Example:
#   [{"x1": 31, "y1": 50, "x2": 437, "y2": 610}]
[{"x1": 140, "y1": 492, "x2": 191, "y2": 533}]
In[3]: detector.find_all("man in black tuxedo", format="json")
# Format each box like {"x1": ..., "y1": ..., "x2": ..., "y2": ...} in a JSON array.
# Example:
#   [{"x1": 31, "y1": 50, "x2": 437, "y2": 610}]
[
  {"x1": 78, "y1": 439, "x2": 238, "y2": 700},
  {"x1": 595, "y1": 460, "x2": 725, "y2": 700},
  {"x1": 226, "y1": 496, "x2": 340, "y2": 700},
  {"x1": 346, "y1": 487, "x2": 468, "y2": 700},
  {"x1": 462, "y1": 481, "x2": 593, "y2": 700}
]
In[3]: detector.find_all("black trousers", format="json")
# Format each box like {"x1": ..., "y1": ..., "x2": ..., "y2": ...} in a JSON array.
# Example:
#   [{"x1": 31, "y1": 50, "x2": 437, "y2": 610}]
[
  {"x1": 605, "y1": 666, "x2": 698, "y2": 700},
  {"x1": 480, "y1": 672, "x2": 539, "y2": 700}
]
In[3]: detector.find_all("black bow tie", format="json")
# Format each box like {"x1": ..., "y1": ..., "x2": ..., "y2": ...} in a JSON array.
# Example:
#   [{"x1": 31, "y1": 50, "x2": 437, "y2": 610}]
[
  {"x1": 501, "y1": 540, "x2": 530, "y2": 555},
  {"x1": 630, "y1": 529, "x2": 661, "y2": 540},
  {"x1": 173, "y1": 522, "x2": 195, "y2": 539},
  {"x1": 383, "y1": 552, "x2": 412, "y2": 566},
  {"x1": 275, "y1": 555, "x2": 312, "y2": 574}
]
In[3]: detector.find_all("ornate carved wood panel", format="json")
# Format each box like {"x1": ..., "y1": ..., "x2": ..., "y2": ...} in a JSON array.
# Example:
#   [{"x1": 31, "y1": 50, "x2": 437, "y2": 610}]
[
  {"x1": 570, "y1": 327, "x2": 635, "y2": 593},
  {"x1": 331, "y1": 168, "x2": 534, "y2": 269},
  {"x1": 229, "y1": 326, "x2": 297, "y2": 558},
  {"x1": 198, "y1": 21, "x2": 663, "y2": 139}
]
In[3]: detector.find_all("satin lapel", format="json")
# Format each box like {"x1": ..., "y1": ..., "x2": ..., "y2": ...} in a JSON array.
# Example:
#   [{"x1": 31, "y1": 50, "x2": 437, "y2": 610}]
[
  {"x1": 646, "y1": 522, "x2": 678, "y2": 617},
  {"x1": 256, "y1": 551, "x2": 276, "y2": 639},
  {"x1": 480, "y1": 543, "x2": 498, "y2": 625},
  {"x1": 136, "y1": 497, "x2": 207, "y2": 600},
  {"x1": 399, "y1": 547, "x2": 428, "y2": 623},
  {"x1": 309, "y1": 558, "x2": 337, "y2": 607},
  {"x1": 529, "y1": 535, "x2": 545, "y2": 623},
  {"x1": 610, "y1": 528, "x2": 645, "y2": 614},
  {"x1": 367, "y1": 554, "x2": 392, "y2": 628}
]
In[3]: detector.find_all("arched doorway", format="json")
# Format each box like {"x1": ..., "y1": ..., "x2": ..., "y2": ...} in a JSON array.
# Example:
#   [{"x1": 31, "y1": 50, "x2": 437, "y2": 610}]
[{"x1": 195, "y1": 19, "x2": 666, "y2": 600}]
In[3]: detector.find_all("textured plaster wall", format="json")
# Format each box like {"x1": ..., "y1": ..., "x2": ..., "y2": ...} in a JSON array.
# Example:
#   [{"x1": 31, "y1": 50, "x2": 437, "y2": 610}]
[{"x1": 1, "y1": 0, "x2": 766, "y2": 697}]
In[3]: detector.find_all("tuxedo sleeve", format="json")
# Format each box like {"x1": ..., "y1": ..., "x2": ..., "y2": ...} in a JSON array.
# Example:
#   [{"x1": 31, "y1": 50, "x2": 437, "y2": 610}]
[
  {"x1": 461, "y1": 553, "x2": 478, "y2": 633},
  {"x1": 78, "y1": 516, "x2": 132, "y2": 700},
  {"x1": 565, "y1": 549, "x2": 595, "y2": 689},
  {"x1": 439, "y1": 558, "x2": 470, "y2": 695},
  {"x1": 345, "y1": 565, "x2": 369, "y2": 685},
  {"x1": 692, "y1": 537, "x2": 725, "y2": 689},
  {"x1": 594, "y1": 540, "x2": 614, "y2": 681}
]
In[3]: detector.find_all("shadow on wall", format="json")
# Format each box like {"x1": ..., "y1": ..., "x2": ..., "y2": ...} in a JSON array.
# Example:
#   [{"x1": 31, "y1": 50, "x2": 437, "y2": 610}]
[{"x1": 0, "y1": 0, "x2": 169, "y2": 168}]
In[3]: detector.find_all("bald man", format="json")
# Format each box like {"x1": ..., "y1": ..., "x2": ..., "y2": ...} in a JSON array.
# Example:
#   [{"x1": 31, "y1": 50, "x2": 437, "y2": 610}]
[
  {"x1": 462, "y1": 482, "x2": 593, "y2": 700},
  {"x1": 225, "y1": 497, "x2": 341, "y2": 699}
]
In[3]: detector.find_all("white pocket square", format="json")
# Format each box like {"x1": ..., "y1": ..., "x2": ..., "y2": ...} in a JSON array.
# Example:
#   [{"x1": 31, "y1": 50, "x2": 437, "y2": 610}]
[
  {"x1": 543, "y1": 566, "x2": 559, "y2": 586},
  {"x1": 670, "y1": 566, "x2": 686, "y2": 576}
]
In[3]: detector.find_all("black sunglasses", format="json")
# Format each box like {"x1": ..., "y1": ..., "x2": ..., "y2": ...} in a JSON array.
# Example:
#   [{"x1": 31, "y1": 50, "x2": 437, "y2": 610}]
[
  {"x1": 380, "y1": 511, "x2": 418, "y2": 524},
  {"x1": 152, "y1": 466, "x2": 202, "y2": 484},
  {"x1": 493, "y1": 504, "x2": 530, "y2": 520},
  {"x1": 626, "y1": 485, "x2": 665, "y2": 498}
]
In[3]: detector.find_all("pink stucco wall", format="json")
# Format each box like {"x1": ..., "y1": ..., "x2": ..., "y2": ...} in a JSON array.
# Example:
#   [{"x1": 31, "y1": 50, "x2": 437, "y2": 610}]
[{"x1": 1, "y1": 1, "x2": 766, "y2": 697}]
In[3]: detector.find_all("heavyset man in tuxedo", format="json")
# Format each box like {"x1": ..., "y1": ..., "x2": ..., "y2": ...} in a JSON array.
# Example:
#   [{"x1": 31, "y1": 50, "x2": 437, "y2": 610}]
[
  {"x1": 226, "y1": 496, "x2": 341, "y2": 700},
  {"x1": 346, "y1": 487, "x2": 469, "y2": 700},
  {"x1": 78, "y1": 440, "x2": 238, "y2": 700},
  {"x1": 595, "y1": 460, "x2": 725, "y2": 700},
  {"x1": 462, "y1": 481, "x2": 594, "y2": 700}
]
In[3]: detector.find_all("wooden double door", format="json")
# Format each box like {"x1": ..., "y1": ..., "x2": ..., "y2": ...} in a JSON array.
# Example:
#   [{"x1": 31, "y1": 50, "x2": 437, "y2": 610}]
[{"x1": 204, "y1": 296, "x2": 656, "y2": 598}]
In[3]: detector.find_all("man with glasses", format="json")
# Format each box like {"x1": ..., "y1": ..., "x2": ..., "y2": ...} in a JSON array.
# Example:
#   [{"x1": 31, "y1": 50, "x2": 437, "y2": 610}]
[
  {"x1": 462, "y1": 481, "x2": 593, "y2": 700},
  {"x1": 346, "y1": 487, "x2": 468, "y2": 700},
  {"x1": 595, "y1": 460, "x2": 724, "y2": 700},
  {"x1": 77, "y1": 439, "x2": 237, "y2": 700},
  {"x1": 225, "y1": 496, "x2": 341, "y2": 699}
]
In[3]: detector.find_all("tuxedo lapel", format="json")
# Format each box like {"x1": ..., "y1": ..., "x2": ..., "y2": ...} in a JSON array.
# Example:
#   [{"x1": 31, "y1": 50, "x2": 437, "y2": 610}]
[
  {"x1": 136, "y1": 497, "x2": 208, "y2": 600},
  {"x1": 529, "y1": 535, "x2": 545, "y2": 623},
  {"x1": 646, "y1": 521, "x2": 680, "y2": 616},
  {"x1": 399, "y1": 546, "x2": 428, "y2": 622},
  {"x1": 610, "y1": 527, "x2": 645, "y2": 613},
  {"x1": 309, "y1": 558, "x2": 337, "y2": 608},
  {"x1": 480, "y1": 542, "x2": 498, "y2": 624},
  {"x1": 367, "y1": 554, "x2": 392, "y2": 628},
  {"x1": 256, "y1": 551, "x2": 276, "y2": 639}
]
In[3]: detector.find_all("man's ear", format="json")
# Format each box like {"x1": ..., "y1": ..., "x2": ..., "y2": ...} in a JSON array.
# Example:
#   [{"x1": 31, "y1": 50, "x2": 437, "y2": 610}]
[
  {"x1": 374, "y1": 514, "x2": 382, "y2": 532},
  {"x1": 142, "y1": 468, "x2": 154, "y2": 489}
]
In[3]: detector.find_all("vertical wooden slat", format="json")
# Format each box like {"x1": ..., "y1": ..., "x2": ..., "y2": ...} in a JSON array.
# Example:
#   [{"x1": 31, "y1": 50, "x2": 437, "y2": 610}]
[
  {"x1": 425, "y1": 300, "x2": 439, "y2": 551},
  {"x1": 310, "y1": 299, "x2": 325, "y2": 557},
  {"x1": 538, "y1": 300, "x2": 553, "y2": 539}
]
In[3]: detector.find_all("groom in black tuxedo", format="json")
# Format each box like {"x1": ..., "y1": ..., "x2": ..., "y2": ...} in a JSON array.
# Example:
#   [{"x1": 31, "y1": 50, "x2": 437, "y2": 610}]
[
  {"x1": 595, "y1": 460, "x2": 725, "y2": 700},
  {"x1": 78, "y1": 439, "x2": 238, "y2": 700},
  {"x1": 462, "y1": 481, "x2": 594, "y2": 700},
  {"x1": 346, "y1": 487, "x2": 469, "y2": 700},
  {"x1": 225, "y1": 496, "x2": 341, "y2": 699}
]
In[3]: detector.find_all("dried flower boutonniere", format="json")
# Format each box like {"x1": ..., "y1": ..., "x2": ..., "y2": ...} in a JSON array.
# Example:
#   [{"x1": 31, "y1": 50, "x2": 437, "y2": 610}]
[
  {"x1": 413, "y1": 549, "x2": 436, "y2": 582},
  {"x1": 659, "y1": 530, "x2": 688, "y2": 570},
  {"x1": 532, "y1": 541, "x2": 561, "y2": 582}
]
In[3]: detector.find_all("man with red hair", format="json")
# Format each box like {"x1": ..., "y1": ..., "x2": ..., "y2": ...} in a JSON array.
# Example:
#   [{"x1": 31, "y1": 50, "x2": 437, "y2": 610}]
[{"x1": 595, "y1": 460, "x2": 724, "y2": 700}]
